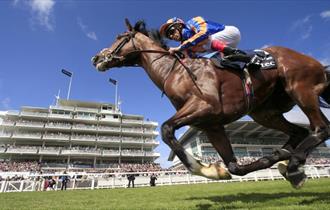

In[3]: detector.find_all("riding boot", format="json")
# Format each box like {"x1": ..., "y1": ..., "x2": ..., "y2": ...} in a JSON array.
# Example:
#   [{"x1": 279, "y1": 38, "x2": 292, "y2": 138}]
[
  {"x1": 222, "y1": 46, "x2": 251, "y2": 63},
  {"x1": 224, "y1": 47, "x2": 263, "y2": 70}
]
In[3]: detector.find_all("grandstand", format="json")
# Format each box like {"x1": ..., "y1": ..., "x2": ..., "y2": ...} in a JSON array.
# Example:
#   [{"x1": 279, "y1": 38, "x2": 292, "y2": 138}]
[
  {"x1": 168, "y1": 120, "x2": 330, "y2": 169},
  {"x1": 0, "y1": 99, "x2": 160, "y2": 172}
]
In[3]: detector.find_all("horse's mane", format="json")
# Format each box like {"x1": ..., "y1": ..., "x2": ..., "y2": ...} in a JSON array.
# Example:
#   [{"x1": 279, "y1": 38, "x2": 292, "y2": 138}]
[{"x1": 134, "y1": 20, "x2": 169, "y2": 50}]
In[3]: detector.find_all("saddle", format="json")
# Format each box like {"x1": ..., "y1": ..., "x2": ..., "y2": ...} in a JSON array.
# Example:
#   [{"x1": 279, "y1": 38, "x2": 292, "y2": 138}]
[{"x1": 205, "y1": 50, "x2": 277, "y2": 71}]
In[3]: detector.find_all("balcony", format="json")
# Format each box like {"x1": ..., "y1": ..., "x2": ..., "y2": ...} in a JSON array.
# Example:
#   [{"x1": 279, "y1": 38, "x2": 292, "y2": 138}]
[
  {"x1": 72, "y1": 124, "x2": 97, "y2": 131},
  {"x1": 43, "y1": 134, "x2": 70, "y2": 141},
  {"x1": 145, "y1": 151, "x2": 160, "y2": 157},
  {"x1": 45, "y1": 123, "x2": 72, "y2": 130},
  {"x1": 61, "y1": 149, "x2": 101, "y2": 156},
  {"x1": 48, "y1": 113, "x2": 72, "y2": 119},
  {"x1": 12, "y1": 132, "x2": 42, "y2": 139},
  {"x1": 71, "y1": 135, "x2": 97, "y2": 142},
  {"x1": 0, "y1": 132, "x2": 11, "y2": 138},
  {"x1": 121, "y1": 150, "x2": 144, "y2": 157},
  {"x1": 143, "y1": 130, "x2": 159, "y2": 136},
  {"x1": 97, "y1": 137, "x2": 121, "y2": 143},
  {"x1": 16, "y1": 121, "x2": 44, "y2": 128},
  {"x1": 122, "y1": 119, "x2": 143, "y2": 125},
  {"x1": 102, "y1": 150, "x2": 120, "y2": 156},
  {"x1": 98, "y1": 126, "x2": 121, "y2": 133},
  {"x1": 144, "y1": 139, "x2": 160, "y2": 146},
  {"x1": 6, "y1": 147, "x2": 38, "y2": 154},
  {"x1": 1, "y1": 121, "x2": 15, "y2": 126},
  {"x1": 74, "y1": 115, "x2": 97, "y2": 121},
  {"x1": 121, "y1": 138, "x2": 144, "y2": 144},
  {"x1": 143, "y1": 121, "x2": 158, "y2": 127},
  {"x1": 50, "y1": 105, "x2": 74, "y2": 112},
  {"x1": 6, "y1": 110, "x2": 19, "y2": 116},
  {"x1": 39, "y1": 148, "x2": 60, "y2": 155},
  {"x1": 121, "y1": 127, "x2": 143, "y2": 135},
  {"x1": 20, "y1": 111, "x2": 48, "y2": 118},
  {"x1": 75, "y1": 107, "x2": 98, "y2": 113}
]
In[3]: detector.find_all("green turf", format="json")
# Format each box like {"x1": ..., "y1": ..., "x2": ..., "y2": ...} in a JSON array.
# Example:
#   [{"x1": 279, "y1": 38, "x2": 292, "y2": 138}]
[{"x1": 0, "y1": 178, "x2": 330, "y2": 210}]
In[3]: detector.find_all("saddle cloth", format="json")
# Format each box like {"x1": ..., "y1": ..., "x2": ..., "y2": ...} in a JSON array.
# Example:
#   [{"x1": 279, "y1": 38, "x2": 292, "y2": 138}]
[{"x1": 204, "y1": 49, "x2": 277, "y2": 71}]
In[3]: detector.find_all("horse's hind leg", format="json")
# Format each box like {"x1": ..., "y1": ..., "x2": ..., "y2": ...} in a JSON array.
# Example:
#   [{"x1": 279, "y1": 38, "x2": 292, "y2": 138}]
[
  {"x1": 221, "y1": 112, "x2": 309, "y2": 176},
  {"x1": 286, "y1": 86, "x2": 330, "y2": 188},
  {"x1": 250, "y1": 111, "x2": 309, "y2": 154}
]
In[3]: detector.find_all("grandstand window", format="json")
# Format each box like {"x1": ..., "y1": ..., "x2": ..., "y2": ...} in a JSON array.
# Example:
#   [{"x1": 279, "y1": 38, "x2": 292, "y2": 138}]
[{"x1": 102, "y1": 105, "x2": 112, "y2": 110}]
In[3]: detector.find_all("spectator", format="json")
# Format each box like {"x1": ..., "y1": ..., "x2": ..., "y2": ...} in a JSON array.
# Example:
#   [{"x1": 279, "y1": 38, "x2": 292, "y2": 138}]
[
  {"x1": 150, "y1": 174, "x2": 157, "y2": 187},
  {"x1": 60, "y1": 171, "x2": 70, "y2": 190},
  {"x1": 47, "y1": 177, "x2": 56, "y2": 191},
  {"x1": 43, "y1": 177, "x2": 49, "y2": 191},
  {"x1": 127, "y1": 169, "x2": 135, "y2": 188}
]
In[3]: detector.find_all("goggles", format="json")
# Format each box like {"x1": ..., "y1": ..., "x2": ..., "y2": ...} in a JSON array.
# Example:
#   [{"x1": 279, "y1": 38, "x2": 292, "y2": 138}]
[{"x1": 166, "y1": 26, "x2": 177, "y2": 38}]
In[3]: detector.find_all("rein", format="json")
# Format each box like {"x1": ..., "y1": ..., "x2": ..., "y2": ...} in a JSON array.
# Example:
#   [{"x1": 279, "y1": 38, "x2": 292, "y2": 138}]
[{"x1": 109, "y1": 32, "x2": 203, "y2": 95}]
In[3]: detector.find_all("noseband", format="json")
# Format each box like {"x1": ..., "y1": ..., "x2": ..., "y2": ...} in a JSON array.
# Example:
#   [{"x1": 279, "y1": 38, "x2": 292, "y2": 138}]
[{"x1": 103, "y1": 31, "x2": 138, "y2": 63}]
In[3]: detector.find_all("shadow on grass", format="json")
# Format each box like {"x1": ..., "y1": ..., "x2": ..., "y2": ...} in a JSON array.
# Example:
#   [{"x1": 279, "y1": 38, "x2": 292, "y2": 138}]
[{"x1": 187, "y1": 192, "x2": 330, "y2": 210}]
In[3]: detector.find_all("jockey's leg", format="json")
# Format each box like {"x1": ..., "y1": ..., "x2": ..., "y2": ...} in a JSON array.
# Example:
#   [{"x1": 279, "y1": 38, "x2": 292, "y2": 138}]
[
  {"x1": 161, "y1": 97, "x2": 231, "y2": 180},
  {"x1": 209, "y1": 26, "x2": 253, "y2": 63}
]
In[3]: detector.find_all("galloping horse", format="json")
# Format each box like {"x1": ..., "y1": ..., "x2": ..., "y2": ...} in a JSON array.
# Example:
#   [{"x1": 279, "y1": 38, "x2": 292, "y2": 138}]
[{"x1": 92, "y1": 19, "x2": 330, "y2": 188}]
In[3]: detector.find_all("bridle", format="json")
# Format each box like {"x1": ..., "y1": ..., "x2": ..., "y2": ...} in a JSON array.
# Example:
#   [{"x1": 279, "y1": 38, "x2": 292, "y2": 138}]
[
  {"x1": 102, "y1": 31, "x2": 169, "y2": 65},
  {"x1": 99, "y1": 31, "x2": 203, "y2": 95}
]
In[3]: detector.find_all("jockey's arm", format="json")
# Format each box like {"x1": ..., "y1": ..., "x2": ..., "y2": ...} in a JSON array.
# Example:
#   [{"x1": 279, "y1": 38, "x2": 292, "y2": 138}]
[{"x1": 178, "y1": 16, "x2": 209, "y2": 51}]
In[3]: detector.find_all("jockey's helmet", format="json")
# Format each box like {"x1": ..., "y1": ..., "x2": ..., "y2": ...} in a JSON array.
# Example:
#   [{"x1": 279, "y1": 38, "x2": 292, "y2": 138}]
[{"x1": 160, "y1": 17, "x2": 184, "y2": 38}]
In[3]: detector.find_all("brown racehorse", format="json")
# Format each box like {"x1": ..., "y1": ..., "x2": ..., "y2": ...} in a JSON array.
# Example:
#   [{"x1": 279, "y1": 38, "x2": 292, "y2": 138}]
[{"x1": 92, "y1": 19, "x2": 330, "y2": 189}]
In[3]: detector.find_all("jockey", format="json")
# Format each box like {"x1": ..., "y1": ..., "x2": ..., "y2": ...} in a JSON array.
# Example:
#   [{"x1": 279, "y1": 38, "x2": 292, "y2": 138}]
[{"x1": 159, "y1": 16, "x2": 251, "y2": 62}]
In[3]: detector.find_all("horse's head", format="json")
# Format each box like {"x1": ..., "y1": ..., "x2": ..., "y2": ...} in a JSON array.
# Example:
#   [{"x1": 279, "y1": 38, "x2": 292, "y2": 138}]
[{"x1": 92, "y1": 19, "x2": 140, "y2": 71}]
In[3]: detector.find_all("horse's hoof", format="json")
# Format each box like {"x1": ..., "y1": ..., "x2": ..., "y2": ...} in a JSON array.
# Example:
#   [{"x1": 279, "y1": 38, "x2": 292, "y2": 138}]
[
  {"x1": 278, "y1": 161, "x2": 307, "y2": 189},
  {"x1": 277, "y1": 160, "x2": 289, "y2": 180},
  {"x1": 200, "y1": 163, "x2": 232, "y2": 180},
  {"x1": 287, "y1": 170, "x2": 307, "y2": 189}
]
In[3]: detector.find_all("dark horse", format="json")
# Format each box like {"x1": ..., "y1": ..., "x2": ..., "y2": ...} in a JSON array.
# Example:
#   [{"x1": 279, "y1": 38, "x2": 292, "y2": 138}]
[{"x1": 92, "y1": 19, "x2": 330, "y2": 188}]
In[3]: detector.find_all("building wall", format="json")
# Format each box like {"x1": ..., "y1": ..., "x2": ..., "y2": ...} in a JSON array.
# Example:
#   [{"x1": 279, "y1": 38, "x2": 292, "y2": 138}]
[{"x1": 0, "y1": 99, "x2": 160, "y2": 167}]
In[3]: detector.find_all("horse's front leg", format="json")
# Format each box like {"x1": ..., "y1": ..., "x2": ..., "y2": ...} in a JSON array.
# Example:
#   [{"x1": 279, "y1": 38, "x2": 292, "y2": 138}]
[{"x1": 161, "y1": 98, "x2": 231, "y2": 180}]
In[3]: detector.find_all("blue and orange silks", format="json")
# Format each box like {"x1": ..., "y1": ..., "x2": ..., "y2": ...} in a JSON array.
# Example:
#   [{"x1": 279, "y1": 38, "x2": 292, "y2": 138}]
[{"x1": 179, "y1": 16, "x2": 225, "y2": 51}]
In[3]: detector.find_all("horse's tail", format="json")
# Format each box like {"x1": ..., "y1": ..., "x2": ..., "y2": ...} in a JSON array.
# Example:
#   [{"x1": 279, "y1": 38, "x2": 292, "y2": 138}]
[{"x1": 320, "y1": 65, "x2": 330, "y2": 108}]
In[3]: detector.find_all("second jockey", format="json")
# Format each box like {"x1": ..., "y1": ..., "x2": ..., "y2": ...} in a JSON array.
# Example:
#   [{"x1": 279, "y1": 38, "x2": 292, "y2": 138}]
[{"x1": 159, "y1": 16, "x2": 251, "y2": 63}]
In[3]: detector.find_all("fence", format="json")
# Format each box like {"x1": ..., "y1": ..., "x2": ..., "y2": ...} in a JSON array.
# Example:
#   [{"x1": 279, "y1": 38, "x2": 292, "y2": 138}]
[{"x1": 1, "y1": 164, "x2": 329, "y2": 193}]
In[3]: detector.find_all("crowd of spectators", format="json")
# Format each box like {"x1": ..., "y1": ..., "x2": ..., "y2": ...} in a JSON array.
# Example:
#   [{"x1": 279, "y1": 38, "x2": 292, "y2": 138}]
[
  {"x1": 0, "y1": 157, "x2": 330, "y2": 175},
  {"x1": 198, "y1": 155, "x2": 330, "y2": 166},
  {"x1": 307, "y1": 158, "x2": 330, "y2": 165},
  {"x1": 0, "y1": 161, "x2": 41, "y2": 172},
  {"x1": 117, "y1": 163, "x2": 163, "y2": 173}
]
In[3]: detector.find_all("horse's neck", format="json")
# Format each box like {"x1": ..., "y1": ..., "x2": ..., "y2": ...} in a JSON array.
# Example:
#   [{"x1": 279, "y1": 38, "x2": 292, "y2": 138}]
[{"x1": 135, "y1": 34, "x2": 175, "y2": 91}]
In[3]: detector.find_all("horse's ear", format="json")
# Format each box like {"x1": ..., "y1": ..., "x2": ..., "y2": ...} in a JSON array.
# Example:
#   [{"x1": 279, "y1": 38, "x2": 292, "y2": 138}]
[{"x1": 125, "y1": 18, "x2": 133, "y2": 31}]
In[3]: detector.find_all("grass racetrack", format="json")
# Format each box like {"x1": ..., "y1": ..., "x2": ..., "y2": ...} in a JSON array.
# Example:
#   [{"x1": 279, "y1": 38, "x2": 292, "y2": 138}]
[{"x1": 1, "y1": 178, "x2": 330, "y2": 210}]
